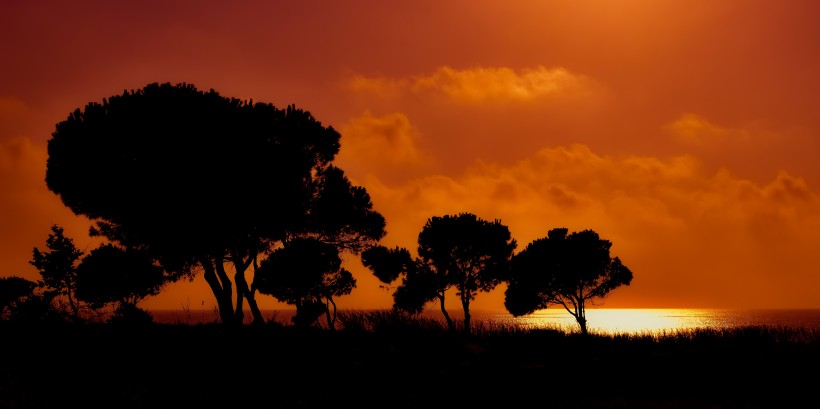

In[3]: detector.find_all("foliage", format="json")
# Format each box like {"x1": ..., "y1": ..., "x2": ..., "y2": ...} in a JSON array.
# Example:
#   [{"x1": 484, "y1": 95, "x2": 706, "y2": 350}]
[
  {"x1": 0, "y1": 276, "x2": 67, "y2": 323},
  {"x1": 363, "y1": 212, "x2": 516, "y2": 334},
  {"x1": 361, "y1": 245, "x2": 439, "y2": 314},
  {"x1": 46, "y1": 82, "x2": 384, "y2": 326},
  {"x1": 107, "y1": 302, "x2": 155, "y2": 326},
  {"x1": 305, "y1": 165, "x2": 387, "y2": 252},
  {"x1": 75, "y1": 244, "x2": 167, "y2": 311},
  {"x1": 0, "y1": 276, "x2": 37, "y2": 319},
  {"x1": 504, "y1": 228, "x2": 633, "y2": 335},
  {"x1": 416, "y1": 213, "x2": 516, "y2": 334},
  {"x1": 29, "y1": 224, "x2": 84, "y2": 320},
  {"x1": 255, "y1": 238, "x2": 356, "y2": 329}
]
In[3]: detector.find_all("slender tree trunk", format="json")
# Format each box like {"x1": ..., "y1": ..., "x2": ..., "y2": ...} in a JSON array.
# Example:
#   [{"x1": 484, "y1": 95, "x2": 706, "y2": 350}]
[
  {"x1": 234, "y1": 272, "x2": 245, "y2": 324},
  {"x1": 438, "y1": 293, "x2": 455, "y2": 331},
  {"x1": 199, "y1": 256, "x2": 237, "y2": 326},
  {"x1": 245, "y1": 287, "x2": 264, "y2": 325},
  {"x1": 577, "y1": 298, "x2": 587, "y2": 335},
  {"x1": 461, "y1": 292, "x2": 471, "y2": 335},
  {"x1": 65, "y1": 279, "x2": 81, "y2": 321},
  {"x1": 325, "y1": 297, "x2": 337, "y2": 331},
  {"x1": 214, "y1": 261, "x2": 241, "y2": 327},
  {"x1": 243, "y1": 256, "x2": 265, "y2": 325}
]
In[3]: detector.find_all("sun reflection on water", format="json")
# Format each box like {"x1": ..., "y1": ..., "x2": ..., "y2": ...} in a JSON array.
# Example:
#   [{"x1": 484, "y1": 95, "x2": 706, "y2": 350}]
[
  {"x1": 153, "y1": 308, "x2": 820, "y2": 334},
  {"x1": 483, "y1": 308, "x2": 779, "y2": 335}
]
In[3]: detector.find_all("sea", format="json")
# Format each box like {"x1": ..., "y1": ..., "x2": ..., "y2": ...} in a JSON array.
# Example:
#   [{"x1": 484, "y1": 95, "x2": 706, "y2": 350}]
[{"x1": 151, "y1": 308, "x2": 820, "y2": 335}]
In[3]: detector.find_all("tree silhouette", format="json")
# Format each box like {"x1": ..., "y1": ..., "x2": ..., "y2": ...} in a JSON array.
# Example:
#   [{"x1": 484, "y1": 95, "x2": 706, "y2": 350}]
[
  {"x1": 30, "y1": 224, "x2": 84, "y2": 321},
  {"x1": 504, "y1": 228, "x2": 633, "y2": 335},
  {"x1": 419, "y1": 213, "x2": 516, "y2": 334},
  {"x1": 0, "y1": 276, "x2": 37, "y2": 320},
  {"x1": 45, "y1": 82, "x2": 384, "y2": 326},
  {"x1": 254, "y1": 238, "x2": 355, "y2": 329},
  {"x1": 0, "y1": 276, "x2": 63, "y2": 324},
  {"x1": 362, "y1": 245, "x2": 454, "y2": 330},
  {"x1": 75, "y1": 244, "x2": 167, "y2": 324},
  {"x1": 363, "y1": 213, "x2": 516, "y2": 334}
]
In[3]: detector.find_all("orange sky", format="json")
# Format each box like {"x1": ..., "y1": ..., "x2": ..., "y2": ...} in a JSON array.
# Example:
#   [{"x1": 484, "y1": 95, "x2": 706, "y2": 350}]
[{"x1": 2, "y1": 0, "x2": 820, "y2": 311}]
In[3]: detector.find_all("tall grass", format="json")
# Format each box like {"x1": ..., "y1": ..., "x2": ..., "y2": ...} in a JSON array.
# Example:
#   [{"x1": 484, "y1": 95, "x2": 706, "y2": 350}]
[{"x1": 333, "y1": 309, "x2": 820, "y2": 345}]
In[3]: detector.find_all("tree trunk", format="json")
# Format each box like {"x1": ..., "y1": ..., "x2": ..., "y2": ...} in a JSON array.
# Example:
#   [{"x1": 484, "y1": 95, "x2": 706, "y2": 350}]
[
  {"x1": 244, "y1": 256, "x2": 265, "y2": 325},
  {"x1": 325, "y1": 297, "x2": 337, "y2": 331},
  {"x1": 461, "y1": 292, "x2": 471, "y2": 335},
  {"x1": 65, "y1": 279, "x2": 81, "y2": 321},
  {"x1": 215, "y1": 261, "x2": 240, "y2": 326},
  {"x1": 438, "y1": 294, "x2": 455, "y2": 331},
  {"x1": 578, "y1": 316, "x2": 588, "y2": 335},
  {"x1": 577, "y1": 302, "x2": 587, "y2": 335},
  {"x1": 245, "y1": 288, "x2": 264, "y2": 325},
  {"x1": 199, "y1": 256, "x2": 237, "y2": 326}
]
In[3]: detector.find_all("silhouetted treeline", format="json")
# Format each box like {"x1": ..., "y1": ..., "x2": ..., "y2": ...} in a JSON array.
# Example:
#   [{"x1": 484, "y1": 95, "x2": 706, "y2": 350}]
[{"x1": 1, "y1": 82, "x2": 636, "y2": 335}]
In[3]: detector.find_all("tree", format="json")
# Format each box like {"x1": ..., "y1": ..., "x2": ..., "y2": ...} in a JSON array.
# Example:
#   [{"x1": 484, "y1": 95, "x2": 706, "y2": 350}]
[
  {"x1": 504, "y1": 228, "x2": 633, "y2": 335},
  {"x1": 46, "y1": 82, "x2": 384, "y2": 326},
  {"x1": 419, "y1": 213, "x2": 516, "y2": 334},
  {"x1": 30, "y1": 224, "x2": 84, "y2": 320},
  {"x1": 75, "y1": 244, "x2": 167, "y2": 323},
  {"x1": 362, "y1": 245, "x2": 453, "y2": 330},
  {"x1": 0, "y1": 276, "x2": 37, "y2": 320},
  {"x1": 363, "y1": 213, "x2": 516, "y2": 334},
  {"x1": 0, "y1": 275, "x2": 64, "y2": 324},
  {"x1": 254, "y1": 238, "x2": 356, "y2": 329}
]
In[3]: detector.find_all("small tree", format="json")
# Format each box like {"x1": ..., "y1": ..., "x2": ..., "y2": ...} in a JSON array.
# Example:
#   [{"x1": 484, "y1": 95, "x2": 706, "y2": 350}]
[
  {"x1": 363, "y1": 213, "x2": 516, "y2": 334},
  {"x1": 419, "y1": 213, "x2": 516, "y2": 334},
  {"x1": 30, "y1": 224, "x2": 84, "y2": 321},
  {"x1": 504, "y1": 228, "x2": 633, "y2": 335},
  {"x1": 361, "y1": 245, "x2": 454, "y2": 330},
  {"x1": 75, "y1": 244, "x2": 168, "y2": 324},
  {"x1": 0, "y1": 276, "x2": 37, "y2": 320},
  {"x1": 254, "y1": 238, "x2": 356, "y2": 330}
]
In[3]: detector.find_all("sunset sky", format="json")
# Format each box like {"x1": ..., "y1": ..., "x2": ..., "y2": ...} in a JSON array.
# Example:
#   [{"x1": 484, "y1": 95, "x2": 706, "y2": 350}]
[{"x1": 2, "y1": 0, "x2": 820, "y2": 312}]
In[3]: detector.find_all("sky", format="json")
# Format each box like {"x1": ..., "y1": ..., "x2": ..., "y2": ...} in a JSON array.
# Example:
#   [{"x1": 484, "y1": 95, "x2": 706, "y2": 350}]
[{"x1": 2, "y1": 0, "x2": 820, "y2": 312}]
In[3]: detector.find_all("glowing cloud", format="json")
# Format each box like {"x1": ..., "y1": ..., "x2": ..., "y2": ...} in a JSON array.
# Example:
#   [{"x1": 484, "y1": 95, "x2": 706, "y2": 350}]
[
  {"x1": 666, "y1": 113, "x2": 751, "y2": 148},
  {"x1": 0, "y1": 136, "x2": 97, "y2": 280},
  {"x1": 349, "y1": 65, "x2": 592, "y2": 102},
  {"x1": 357, "y1": 144, "x2": 820, "y2": 309},
  {"x1": 336, "y1": 111, "x2": 428, "y2": 174}
]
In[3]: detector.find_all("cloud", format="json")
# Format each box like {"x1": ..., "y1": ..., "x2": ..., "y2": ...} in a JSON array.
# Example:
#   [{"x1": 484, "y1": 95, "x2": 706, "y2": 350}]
[
  {"x1": 349, "y1": 65, "x2": 594, "y2": 103},
  {"x1": 0, "y1": 97, "x2": 34, "y2": 139},
  {"x1": 356, "y1": 144, "x2": 820, "y2": 309},
  {"x1": 336, "y1": 111, "x2": 429, "y2": 179},
  {"x1": 662, "y1": 113, "x2": 820, "y2": 189},
  {"x1": 0, "y1": 136, "x2": 98, "y2": 280},
  {"x1": 666, "y1": 113, "x2": 751, "y2": 148}
]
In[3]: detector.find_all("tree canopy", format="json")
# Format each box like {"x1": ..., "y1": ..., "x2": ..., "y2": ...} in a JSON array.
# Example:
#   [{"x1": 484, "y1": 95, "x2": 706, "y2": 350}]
[
  {"x1": 75, "y1": 244, "x2": 167, "y2": 314},
  {"x1": 30, "y1": 224, "x2": 84, "y2": 320},
  {"x1": 46, "y1": 82, "x2": 385, "y2": 326},
  {"x1": 418, "y1": 213, "x2": 516, "y2": 334},
  {"x1": 504, "y1": 228, "x2": 633, "y2": 335},
  {"x1": 363, "y1": 213, "x2": 516, "y2": 334},
  {"x1": 0, "y1": 276, "x2": 37, "y2": 320},
  {"x1": 254, "y1": 238, "x2": 355, "y2": 329},
  {"x1": 361, "y1": 245, "x2": 442, "y2": 317}
]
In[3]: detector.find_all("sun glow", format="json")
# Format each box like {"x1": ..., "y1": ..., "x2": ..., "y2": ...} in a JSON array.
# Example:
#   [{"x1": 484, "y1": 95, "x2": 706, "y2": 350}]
[{"x1": 502, "y1": 308, "x2": 723, "y2": 335}]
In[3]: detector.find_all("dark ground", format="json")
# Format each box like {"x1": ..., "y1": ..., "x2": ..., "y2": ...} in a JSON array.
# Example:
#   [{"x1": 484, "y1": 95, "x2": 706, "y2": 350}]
[{"x1": 1, "y1": 322, "x2": 817, "y2": 409}]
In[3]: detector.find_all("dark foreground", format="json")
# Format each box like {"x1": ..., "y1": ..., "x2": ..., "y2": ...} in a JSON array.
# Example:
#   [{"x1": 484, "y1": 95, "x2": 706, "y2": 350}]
[{"x1": 1, "y1": 318, "x2": 818, "y2": 409}]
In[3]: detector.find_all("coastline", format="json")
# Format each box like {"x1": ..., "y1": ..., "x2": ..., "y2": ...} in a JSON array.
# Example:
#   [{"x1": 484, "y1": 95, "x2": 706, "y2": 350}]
[{"x1": 149, "y1": 307, "x2": 820, "y2": 334}]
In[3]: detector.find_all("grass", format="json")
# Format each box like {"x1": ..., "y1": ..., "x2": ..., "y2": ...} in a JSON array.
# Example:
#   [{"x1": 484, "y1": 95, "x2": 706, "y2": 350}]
[{"x1": 1, "y1": 310, "x2": 818, "y2": 408}]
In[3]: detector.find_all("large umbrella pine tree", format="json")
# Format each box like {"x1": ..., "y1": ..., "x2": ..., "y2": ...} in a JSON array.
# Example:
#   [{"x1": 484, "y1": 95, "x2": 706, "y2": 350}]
[{"x1": 46, "y1": 82, "x2": 385, "y2": 326}]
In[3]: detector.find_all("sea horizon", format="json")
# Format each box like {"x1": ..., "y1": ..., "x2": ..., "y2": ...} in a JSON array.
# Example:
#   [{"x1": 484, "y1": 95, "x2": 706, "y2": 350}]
[{"x1": 149, "y1": 307, "x2": 820, "y2": 335}]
